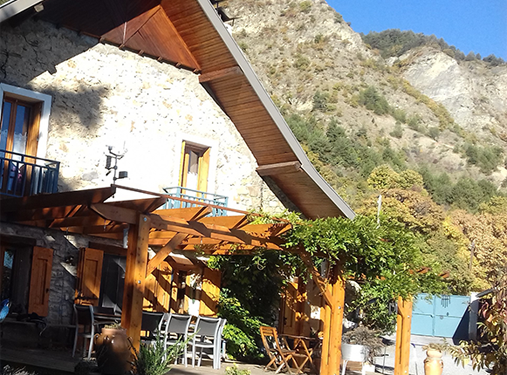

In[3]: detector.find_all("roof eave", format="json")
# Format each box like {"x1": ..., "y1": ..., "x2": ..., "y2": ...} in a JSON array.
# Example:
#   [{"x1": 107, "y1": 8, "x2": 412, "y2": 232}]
[{"x1": 195, "y1": 0, "x2": 355, "y2": 220}]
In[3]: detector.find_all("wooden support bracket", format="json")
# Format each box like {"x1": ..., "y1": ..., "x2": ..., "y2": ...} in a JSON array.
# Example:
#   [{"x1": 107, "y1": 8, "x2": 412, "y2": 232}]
[
  {"x1": 256, "y1": 161, "x2": 302, "y2": 177},
  {"x1": 199, "y1": 66, "x2": 243, "y2": 83}
]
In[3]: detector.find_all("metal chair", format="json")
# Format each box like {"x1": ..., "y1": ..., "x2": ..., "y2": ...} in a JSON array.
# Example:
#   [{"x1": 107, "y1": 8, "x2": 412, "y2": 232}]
[
  {"x1": 191, "y1": 316, "x2": 222, "y2": 369},
  {"x1": 141, "y1": 311, "x2": 165, "y2": 344},
  {"x1": 72, "y1": 304, "x2": 100, "y2": 359},
  {"x1": 164, "y1": 313, "x2": 192, "y2": 366},
  {"x1": 218, "y1": 318, "x2": 227, "y2": 361}
]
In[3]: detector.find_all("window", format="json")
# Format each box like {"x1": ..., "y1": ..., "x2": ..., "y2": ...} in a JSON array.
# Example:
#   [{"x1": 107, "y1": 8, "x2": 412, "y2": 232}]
[
  {"x1": 0, "y1": 98, "x2": 41, "y2": 158},
  {"x1": 179, "y1": 142, "x2": 210, "y2": 193},
  {"x1": 0, "y1": 83, "x2": 52, "y2": 159}
]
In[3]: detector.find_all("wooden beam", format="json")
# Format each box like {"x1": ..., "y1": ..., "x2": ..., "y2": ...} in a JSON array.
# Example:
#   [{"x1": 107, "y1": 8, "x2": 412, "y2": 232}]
[
  {"x1": 121, "y1": 214, "x2": 150, "y2": 350},
  {"x1": 90, "y1": 203, "x2": 137, "y2": 225},
  {"x1": 0, "y1": 186, "x2": 115, "y2": 212},
  {"x1": 153, "y1": 206, "x2": 212, "y2": 221},
  {"x1": 394, "y1": 296, "x2": 413, "y2": 375},
  {"x1": 88, "y1": 242, "x2": 127, "y2": 256},
  {"x1": 198, "y1": 215, "x2": 249, "y2": 229},
  {"x1": 256, "y1": 161, "x2": 302, "y2": 176},
  {"x1": 146, "y1": 233, "x2": 187, "y2": 276},
  {"x1": 198, "y1": 66, "x2": 243, "y2": 83}
]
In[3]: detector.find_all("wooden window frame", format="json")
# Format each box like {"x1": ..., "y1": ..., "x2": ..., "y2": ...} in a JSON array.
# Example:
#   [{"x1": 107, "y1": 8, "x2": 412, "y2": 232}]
[
  {"x1": 178, "y1": 141, "x2": 211, "y2": 193},
  {"x1": 0, "y1": 84, "x2": 51, "y2": 159}
]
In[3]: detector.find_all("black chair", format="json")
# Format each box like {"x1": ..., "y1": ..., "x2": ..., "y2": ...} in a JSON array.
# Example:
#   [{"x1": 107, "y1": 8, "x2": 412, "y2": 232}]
[{"x1": 141, "y1": 311, "x2": 165, "y2": 343}]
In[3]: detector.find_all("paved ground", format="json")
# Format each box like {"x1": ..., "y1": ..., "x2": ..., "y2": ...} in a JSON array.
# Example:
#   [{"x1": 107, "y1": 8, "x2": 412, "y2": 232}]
[{"x1": 374, "y1": 334, "x2": 488, "y2": 375}]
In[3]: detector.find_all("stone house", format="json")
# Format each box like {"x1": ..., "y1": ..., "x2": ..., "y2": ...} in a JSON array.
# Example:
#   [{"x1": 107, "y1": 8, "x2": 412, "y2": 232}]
[{"x1": 0, "y1": 0, "x2": 354, "y2": 348}]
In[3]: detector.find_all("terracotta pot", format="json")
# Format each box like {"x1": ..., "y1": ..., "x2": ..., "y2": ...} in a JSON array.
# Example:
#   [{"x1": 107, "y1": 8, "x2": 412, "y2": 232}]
[
  {"x1": 423, "y1": 349, "x2": 443, "y2": 375},
  {"x1": 94, "y1": 328, "x2": 131, "y2": 375}
]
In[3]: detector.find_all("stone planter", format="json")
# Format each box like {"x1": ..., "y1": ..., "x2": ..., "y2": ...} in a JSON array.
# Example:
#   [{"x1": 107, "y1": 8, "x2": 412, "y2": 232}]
[
  {"x1": 423, "y1": 349, "x2": 443, "y2": 375},
  {"x1": 94, "y1": 328, "x2": 131, "y2": 375}
]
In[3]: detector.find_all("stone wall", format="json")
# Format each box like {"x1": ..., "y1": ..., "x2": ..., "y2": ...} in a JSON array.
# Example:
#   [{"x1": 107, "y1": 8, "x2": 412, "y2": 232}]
[{"x1": 0, "y1": 18, "x2": 284, "y2": 213}]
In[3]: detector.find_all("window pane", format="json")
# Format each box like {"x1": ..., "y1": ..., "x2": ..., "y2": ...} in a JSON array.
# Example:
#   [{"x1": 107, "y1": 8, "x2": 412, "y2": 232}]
[
  {"x1": 12, "y1": 104, "x2": 30, "y2": 156},
  {"x1": 1, "y1": 249, "x2": 15, "y2": 300},
  {"x1": 0, "y1": 102, "x2": 11, "y2": 152}
]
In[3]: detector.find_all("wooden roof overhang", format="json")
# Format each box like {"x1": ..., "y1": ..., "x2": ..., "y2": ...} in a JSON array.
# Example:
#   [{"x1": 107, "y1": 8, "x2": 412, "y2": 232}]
[{"x1": 33, "y1": 0, "x2": 354, "y2": 220}]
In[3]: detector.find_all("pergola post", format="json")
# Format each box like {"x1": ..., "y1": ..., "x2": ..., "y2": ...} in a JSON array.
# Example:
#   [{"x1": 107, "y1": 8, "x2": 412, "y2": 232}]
[
  {"x1": 394, "y1": 296, "x2": 413, "y2": 375},
  {"x1": 121, "y1": 214, "x2": 151, "y2": 350},
  {"x1": 320, "y1": 267, "x2": 346, "y2": 375}
]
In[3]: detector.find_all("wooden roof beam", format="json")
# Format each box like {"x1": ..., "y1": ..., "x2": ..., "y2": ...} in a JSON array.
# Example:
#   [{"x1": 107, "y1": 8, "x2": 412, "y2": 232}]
[
  {"x1": 0, "y1": 186, "x2": 115, "y2": 212},
  {"x1": 146, "y1": 233, "x2": 187, "y2": 276},
  {"x1": 256, "y1": 161, "x2": 302, "y2": 176},
  {"x1": 199, "y1": 66, "x2": 243, "y2": 83}
]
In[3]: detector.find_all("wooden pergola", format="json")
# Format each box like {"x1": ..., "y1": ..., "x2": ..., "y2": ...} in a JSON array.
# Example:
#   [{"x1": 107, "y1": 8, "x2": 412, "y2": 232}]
[{"x1": 0, "y1": 184, "x2": 412, "y2": 375}]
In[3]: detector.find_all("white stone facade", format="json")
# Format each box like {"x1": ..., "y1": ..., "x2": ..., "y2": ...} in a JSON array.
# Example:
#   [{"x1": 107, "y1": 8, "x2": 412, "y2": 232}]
[{"x1": 0, "y1": 19, "x2": 284, "y2": 213}]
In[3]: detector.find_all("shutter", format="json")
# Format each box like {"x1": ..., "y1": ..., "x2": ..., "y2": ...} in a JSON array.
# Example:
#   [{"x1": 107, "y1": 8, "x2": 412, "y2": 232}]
[
  {"x1": 199, "y1": 268, "x2": 221, "y2": 316},
  {"x1": 28, "y1": 246, "x2": 53, "y2": 316},
  {"x1": 178, "y1": 141, "x2": 187, "y2": 187},
  {"x1": 197, "y1": 148, "x2": 210, "y2": 193},
  {"x1": 75, "y1": 248, "x2": 103, "y2": 306}
]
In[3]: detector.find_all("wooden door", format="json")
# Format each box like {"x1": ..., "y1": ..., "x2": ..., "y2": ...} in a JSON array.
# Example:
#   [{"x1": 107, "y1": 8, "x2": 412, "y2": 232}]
[
  {"x1": 75, "y1": 248, "x2": 104, "y2": 306},
  {"x1": 28, "y1": 246, "x2": 53, "y2": 316}
]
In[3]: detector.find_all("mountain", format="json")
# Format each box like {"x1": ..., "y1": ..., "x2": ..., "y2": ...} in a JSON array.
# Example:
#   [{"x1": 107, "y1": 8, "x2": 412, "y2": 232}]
[{"x1": 223, "y1": 0, "x2": 507, "y2": 201}]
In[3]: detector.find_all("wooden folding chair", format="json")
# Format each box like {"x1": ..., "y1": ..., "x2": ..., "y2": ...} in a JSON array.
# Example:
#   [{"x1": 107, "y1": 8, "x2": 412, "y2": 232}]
[{"x1": 260, "y1": 326, "x2": 303, "y2": 374}]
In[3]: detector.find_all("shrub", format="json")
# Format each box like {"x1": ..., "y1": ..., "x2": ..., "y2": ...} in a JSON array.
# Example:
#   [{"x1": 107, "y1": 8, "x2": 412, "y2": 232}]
[
  {"x1": 390, "y1": 123, "x2": 404, "y2": 138},
  {"x1": 358, "y1": 86, "x2": 390, "y2": 115}
]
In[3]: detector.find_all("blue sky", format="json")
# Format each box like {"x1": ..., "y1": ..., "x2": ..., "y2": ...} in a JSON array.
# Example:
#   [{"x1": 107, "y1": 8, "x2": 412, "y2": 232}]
[{"x1": 327, "y1": 0, "x2": 507, "y2": 60}]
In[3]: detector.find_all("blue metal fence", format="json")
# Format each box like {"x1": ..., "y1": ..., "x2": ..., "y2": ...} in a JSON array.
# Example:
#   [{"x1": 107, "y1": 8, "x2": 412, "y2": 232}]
[
  {"x1": 0, "y1": 150, "x2": 60, "y2": 197},
  {"x1": 162, "y1": 186, "x2": 229, "y2": 216}
]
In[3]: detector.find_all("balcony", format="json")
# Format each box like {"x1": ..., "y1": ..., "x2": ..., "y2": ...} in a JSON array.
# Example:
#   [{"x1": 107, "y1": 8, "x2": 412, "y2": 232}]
[
  {"x1": 162, "y1": 186, "x2": 228, "y2": 216},
  {"x1": 0, "y1": 150, "x2": 60, "y2": 198}
]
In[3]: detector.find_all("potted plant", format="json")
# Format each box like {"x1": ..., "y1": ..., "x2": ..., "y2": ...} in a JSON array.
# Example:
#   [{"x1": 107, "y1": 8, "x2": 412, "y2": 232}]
[
  {"x1": 94, "y1": 323, "x2": 131, "y2": 375},
  {"x1": 341, "y1": 326, "x2": 384, "y2": 372},
  {"x1": 130, "y1": 334, "x2": 188, "y2": 375}
]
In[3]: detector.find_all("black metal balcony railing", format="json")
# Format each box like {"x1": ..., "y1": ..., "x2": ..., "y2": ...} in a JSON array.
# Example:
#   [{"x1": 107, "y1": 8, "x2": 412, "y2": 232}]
[
  {"x1": 162, "y1": 186, "x2": 229, "y2": 216},
  {"x1": 0, "y1": 150, "x2": 60, "y2": 198}
]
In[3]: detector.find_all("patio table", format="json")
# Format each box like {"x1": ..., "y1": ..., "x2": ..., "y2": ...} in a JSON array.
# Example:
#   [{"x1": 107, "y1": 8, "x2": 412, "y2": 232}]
[{"x1": 280, "y1": 334, "x2": 320, "y2": 373}]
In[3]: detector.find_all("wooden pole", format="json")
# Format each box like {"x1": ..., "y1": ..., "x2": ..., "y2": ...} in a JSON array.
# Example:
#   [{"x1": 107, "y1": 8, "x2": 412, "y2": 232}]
[
  {"x1": 328, "y1": 271, "x2": 345, "y2": 375},
  {"x1": 319, "y1": 267, "x2": 346, "y2": 375},
  {"x1": 320, "y1": 283, "x2": 332, "y2": 375},
  {"x1": 296, "y1": 277, "x2": 308, "y2": 336},
  {"x1": 121, "y1": 214, "x2": 151, "y2": 350},
  {"x1": 394, "y1": 296, "x2": 413, "y2": 375}
]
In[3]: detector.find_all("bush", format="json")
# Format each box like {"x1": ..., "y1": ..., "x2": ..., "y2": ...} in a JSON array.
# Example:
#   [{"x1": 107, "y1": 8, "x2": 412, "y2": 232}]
[
  {"x1": 358, "y1": 86, "x2": 390, "y2": 115},
  {"x1": 130, "y1": 335, "x2": 188, "y2": 375},
  {"x1": 390, "y1": 123, "x2": 404, "y2": 138}
]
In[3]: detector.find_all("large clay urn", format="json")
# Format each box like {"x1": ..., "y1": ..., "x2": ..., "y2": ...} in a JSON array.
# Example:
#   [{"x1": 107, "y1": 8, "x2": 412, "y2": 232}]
[
  {"x1": 423, "y1": 349, "x2": 443, "y2": 375},
  {"x1": 94, "y1": 327, "x2": 131, "y2": 375}
]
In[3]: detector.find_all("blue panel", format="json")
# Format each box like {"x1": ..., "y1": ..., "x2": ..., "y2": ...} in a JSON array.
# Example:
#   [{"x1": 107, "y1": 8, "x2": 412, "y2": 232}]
[{"x1": 411, "y1": 294, "x2": 470, "y2": 339}]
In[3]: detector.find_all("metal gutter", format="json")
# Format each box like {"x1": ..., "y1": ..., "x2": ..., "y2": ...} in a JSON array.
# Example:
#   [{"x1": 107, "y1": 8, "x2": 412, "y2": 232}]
[
  {"x1": 0, "y1": 0, "x2": 41, "y2": 24},
  {"x1": 196, "y1": 0, "x2": 355, "y2": 219}
]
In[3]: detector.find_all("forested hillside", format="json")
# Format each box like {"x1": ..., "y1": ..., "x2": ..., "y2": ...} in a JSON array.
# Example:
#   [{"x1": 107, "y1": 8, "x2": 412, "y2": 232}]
[{"x1": 223, "y1": 0, "x2": 507, "y2": 294}]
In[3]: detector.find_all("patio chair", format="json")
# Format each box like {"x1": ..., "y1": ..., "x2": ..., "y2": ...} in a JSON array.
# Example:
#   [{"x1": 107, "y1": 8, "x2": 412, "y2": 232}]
[
  {"x1": 218, "y1": 318, "x2": 227, "y2": 361},
  {"x1": 141, "y1": 311, "x2": 165, "y2": 344},
  {"x1": 72, "y1": 304, "x2": 101, "y2": 359},
  {"x1": 190, "y1": 316, "x2": 222, "y2": 369},
  {"x1": 260, "y1": 326, "x2": 302, "y2": 374},
  {"x1": 164, "y1": 313, "x2": 192, "y2": 366}
]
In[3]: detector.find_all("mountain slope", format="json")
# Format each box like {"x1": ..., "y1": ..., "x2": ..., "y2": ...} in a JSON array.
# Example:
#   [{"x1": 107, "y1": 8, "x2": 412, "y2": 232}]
[{"x1": 224, "y1": 0, "x2": 507, "y2": 193}]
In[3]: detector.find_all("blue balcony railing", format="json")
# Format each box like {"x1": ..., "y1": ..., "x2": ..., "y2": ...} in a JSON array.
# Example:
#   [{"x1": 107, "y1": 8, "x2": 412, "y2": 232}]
[
  {"x1": 0, "y1": 150, "x2": 60, "y2": 198},
  {"x1": 162, "y1": 186, "x2": 229, "y2": 216}
]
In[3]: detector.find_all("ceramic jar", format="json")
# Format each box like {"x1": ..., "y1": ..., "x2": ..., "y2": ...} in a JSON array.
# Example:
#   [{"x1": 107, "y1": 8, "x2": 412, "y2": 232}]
[
  {"x1": 423, "y1": 349, "x2": 443, "y2": 375},
  {"x1": 94, "y1": 328, "x2": 131, "y2": 375}
]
